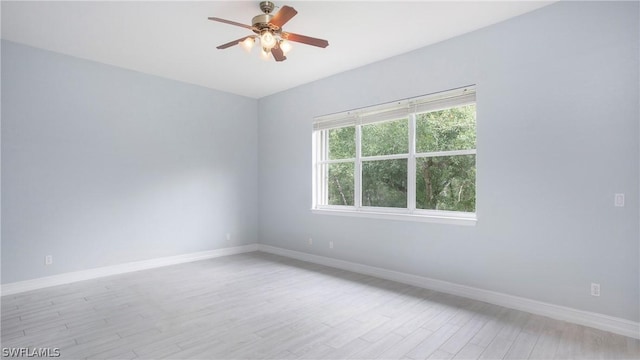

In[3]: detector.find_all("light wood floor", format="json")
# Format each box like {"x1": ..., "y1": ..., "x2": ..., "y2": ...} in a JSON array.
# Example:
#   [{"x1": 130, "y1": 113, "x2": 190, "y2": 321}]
[{"x1": 1, "y1": 252, "x2": 638, "y2": 359}]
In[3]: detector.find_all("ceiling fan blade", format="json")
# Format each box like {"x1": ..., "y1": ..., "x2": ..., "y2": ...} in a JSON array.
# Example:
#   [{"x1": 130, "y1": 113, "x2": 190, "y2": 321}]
[
  {"x1": 208, "y1": 17, "x2": 254, "y2": 31},
  {"x1": 216, "y1": 36, "x2": 252, "y2": 50},
  {"x1": 269, "y1": 6, "x2": 298, "y2": 28},
  {"x1": 271, "y1": 47, "x2": 287, "y2": 62},
  {"x1": 282, "y1": 32, "x2": 329, "y2": 48}
]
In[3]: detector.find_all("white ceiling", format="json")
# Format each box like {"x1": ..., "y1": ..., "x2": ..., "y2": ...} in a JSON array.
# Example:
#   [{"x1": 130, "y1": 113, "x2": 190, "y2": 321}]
[{"x1": 1, "y1": 1, "x2": 554, "y2": 98}]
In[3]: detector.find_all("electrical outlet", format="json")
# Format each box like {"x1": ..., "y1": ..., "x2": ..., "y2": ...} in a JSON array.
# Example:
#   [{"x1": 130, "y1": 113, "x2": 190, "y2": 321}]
[
  {"x1": 591, "y1": 283, "x2": 600, "y2": 297},
  {"x1": 45, "y1": 255, "x2": 53, "y2": 265},
  {"x1": 614, "y1": 193, "x2": 625, "y2": 207},
  {"x1": 329, "y1": 241, "x2": 334, "y2": 249},
  {"x1": 226, "y1": 233, "x2": 231, "y2": 241},
  {"x1": 308, "y1": 238, "x2": 313, "y2": 246}
]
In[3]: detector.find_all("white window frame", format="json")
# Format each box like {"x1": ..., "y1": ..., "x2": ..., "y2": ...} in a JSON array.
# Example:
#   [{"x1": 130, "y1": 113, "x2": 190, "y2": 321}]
[{"x1": 312, "y1": 86, "x2": 477, "y2": 226}]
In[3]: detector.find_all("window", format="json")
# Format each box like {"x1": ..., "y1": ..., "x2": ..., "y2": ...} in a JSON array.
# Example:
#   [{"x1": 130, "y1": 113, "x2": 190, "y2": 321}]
[{"x1": 312, "y1": 86, "x2": 476, "y2": 225}]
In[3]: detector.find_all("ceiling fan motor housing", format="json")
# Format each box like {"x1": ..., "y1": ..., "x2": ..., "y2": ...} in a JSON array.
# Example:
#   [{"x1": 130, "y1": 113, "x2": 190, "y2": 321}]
[
  {"x1": 252, "y1": 14, "x2": 275, "y2": 31},
  {"x1": 253, "y1": 1, "x2": 281, "y2": 33}
]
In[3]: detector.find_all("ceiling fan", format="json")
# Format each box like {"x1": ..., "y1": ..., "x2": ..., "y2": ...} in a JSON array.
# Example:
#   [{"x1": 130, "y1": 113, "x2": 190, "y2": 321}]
[{"x1": 208, "y1": 1, "x2": 329, "y2": 62}]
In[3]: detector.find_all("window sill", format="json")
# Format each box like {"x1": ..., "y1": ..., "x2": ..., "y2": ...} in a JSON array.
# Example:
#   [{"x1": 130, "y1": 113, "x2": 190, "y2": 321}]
[{"x1": 311, "y1": 208, "x2": 477, "y2": 226}]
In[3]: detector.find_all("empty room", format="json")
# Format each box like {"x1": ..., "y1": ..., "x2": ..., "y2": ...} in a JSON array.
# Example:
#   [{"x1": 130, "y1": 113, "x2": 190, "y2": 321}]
[{"x1": 1, "y1": 0, "x2": 639, "y2": 359}]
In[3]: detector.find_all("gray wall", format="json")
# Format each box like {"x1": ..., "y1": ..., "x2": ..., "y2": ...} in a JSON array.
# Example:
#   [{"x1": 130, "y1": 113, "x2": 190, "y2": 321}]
[
  {"x1": 257, "y1": 1, "x2": 639, "y2": 321},
  {"x1": 1, "y1": 40, "x2": 259, "y2": 283}
]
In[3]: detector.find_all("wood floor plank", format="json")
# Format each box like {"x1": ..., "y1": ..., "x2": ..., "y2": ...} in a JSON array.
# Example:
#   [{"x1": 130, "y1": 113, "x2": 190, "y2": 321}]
[
  {"x1": 452, "y1": 342, "x2": 485, "y2": 360},
  {"x1": 439, "y1": 304, "x2": 499, "y2": 354},
  {"x1": 326, "y1": 314, "x2": 390, "y2": 348},
  {"x1": 469, "y1": 306, "x2": 511, "y2": 347},
  {"x1": 292, "y1": 342, "x2": 334, "y2": 359},
  {"x1": 503, "y1": 329, "x2": 539, "y2": 359},
  {"x1": 319, "y1": 337, "x2": 371, "y2": 359},
  {"x1": 625, "y1": 337, "x2": 640, "y2": 359},
  {"x1": 429, "y1": 349, "x2": 456, "y2": 360},
  {"x1": 554, "y1": 323, "x2": 585, "y2": 359},
  {"x1": 394, "y1": 303, "x2": 445, "y2": 336},
  {"x1": 479, "y1": 336, "x2": 515, "y2": 360},
  {"x1": 405, "y1": 323, "x2": 460, "y2": 359},
  {"x1": 529, "y1": 318, "x2": 563, "y2": 360},
  {"x1": 378, "y1": 327, "x2": 435, "y2": 359},
  {"x1": 349, "y1": 333, "x2": 404, "y2": 359},
  {"x1": 0, "y1": 252, "x2": 636, "y2": 360},
  {"x1": 360, "y1": 296, "x2": 433, "y2": 342}
]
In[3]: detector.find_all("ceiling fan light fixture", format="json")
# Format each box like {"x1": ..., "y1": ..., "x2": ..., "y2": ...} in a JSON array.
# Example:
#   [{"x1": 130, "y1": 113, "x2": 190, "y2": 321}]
[
  {"x1": 260, "y1": 30, "x2": 277, "y2": 50},
  {"x1": 260, "y1": 47, "x2": 271, "y2": 60},
  {"x1": 240, "y1": 37, "x2": 255, "y2": 52},
  {"x1": 279, "y1": 39, "x2": 292, "y2": 54}
]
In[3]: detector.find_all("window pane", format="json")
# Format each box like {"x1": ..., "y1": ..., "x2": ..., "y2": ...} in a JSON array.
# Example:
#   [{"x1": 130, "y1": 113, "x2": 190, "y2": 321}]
[
  {"x1": 416, "y1": 155, "x2": 476, "y2": 212},
  {"x1": 327, "y1": 162, "x2": 354, "y2": 206},
  {"x1": 328, "y1": 127, "x2": 355, "y2": 160},
  {"x1": 416, "y1": 105, "x2": 476, "y2": 153},
  {"x1": 361, "y1": 119, "x2": 408, "y2": 156},
  {"x1": 362, "y1": 159, "x2": 407, "y2": 208}
]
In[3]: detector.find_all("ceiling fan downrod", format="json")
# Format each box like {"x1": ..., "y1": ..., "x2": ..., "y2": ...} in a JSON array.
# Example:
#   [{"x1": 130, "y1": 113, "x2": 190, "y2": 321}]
[{"x1": 259, "y1": 1, "x2": 275, "y2": 14}]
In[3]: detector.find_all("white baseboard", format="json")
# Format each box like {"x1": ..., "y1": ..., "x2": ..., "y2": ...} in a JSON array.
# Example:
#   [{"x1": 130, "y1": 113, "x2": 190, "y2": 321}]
[
  {"x1": 3, "y1": 243, "x2": 637, "y2": 339},
  {"x1": 258, "y1": 244, "x2": 640, "y2": 339},
  {"x1": 1, "y1": 244, "x2": 259, "y2": 296}
]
